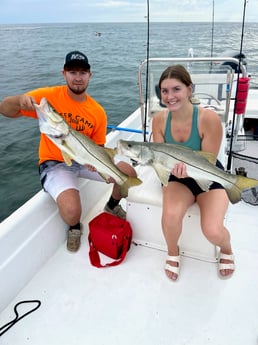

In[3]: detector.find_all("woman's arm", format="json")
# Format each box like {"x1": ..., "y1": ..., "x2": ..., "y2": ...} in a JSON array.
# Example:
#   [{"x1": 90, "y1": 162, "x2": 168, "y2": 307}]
[
  {"x1": 152, "y1": 110, "x2": 167, "y2": 143},
  {"x1": 199, "y1": 108, "x2": 222, "y2": 157}
]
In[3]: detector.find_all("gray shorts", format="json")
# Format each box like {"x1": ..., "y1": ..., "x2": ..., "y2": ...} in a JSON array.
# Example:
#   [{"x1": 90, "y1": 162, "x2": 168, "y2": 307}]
[{"x1": 39, "y1": 160, "x2": 105, "y2": 201}]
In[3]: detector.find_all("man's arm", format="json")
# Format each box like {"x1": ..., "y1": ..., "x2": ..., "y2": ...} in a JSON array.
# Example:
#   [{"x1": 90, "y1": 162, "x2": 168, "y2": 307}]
[{"x1": 0, "y1": 94, "x2": 36, "y2": 118}]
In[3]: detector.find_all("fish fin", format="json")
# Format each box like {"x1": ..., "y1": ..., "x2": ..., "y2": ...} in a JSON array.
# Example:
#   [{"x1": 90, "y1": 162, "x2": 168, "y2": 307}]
[
  {"x1": 119, "y1": 176, "x2": 142, "y2": 198},
  {"x1": 104, "y1": 147, "x2": 117, "y2": 161},
  {"x1": 225, "y1": 186, "x2": 241, "y2": 204},
  {"x1": 196, "y1": 151, "x2": 217, "y2": 165},
  {"x1": 98, "y1": 172, "x2": 110, "y2": 183},
  {"x1": 226, "y1": 175, "x2": 258, "y2": 204},
  {"x1": 152, "y1": 163, "x2": 171, "y2": 186},
  {"x1": 97, "y1": 172, "x2": 142, "y2": 198},
  {"x1": 62, "y1": 151, "x2": 73, "y2": 166}
]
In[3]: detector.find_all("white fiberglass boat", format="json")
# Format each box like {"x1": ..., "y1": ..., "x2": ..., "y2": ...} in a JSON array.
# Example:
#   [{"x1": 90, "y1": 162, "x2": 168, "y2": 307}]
[{"x1": 0, "y1": 55, "x2": 258, "y2": 345}]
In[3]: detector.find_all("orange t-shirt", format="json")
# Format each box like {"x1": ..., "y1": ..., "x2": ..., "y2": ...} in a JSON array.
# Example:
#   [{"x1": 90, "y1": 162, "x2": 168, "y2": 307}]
[{"x1": 20, "y1": 86, "x2": 107, "y2": 164}]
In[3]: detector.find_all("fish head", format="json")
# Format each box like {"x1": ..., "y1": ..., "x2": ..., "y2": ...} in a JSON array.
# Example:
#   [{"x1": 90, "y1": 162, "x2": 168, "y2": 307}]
[
  {"x1": 34, "y1": 98, "x2": 69, "y2": 139},
  {"x1": 117, "y1": 140, "x2": 154, "y2": 165}
]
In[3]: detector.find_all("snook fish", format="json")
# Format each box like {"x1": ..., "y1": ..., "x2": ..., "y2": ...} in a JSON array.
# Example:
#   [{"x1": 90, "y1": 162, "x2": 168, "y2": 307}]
[
  {"x1": 117, "y1": 139, "x2": 258, "y2": 204},
  {"x1": 34, "y1": 98, "x2": 142, "y2": 198}
]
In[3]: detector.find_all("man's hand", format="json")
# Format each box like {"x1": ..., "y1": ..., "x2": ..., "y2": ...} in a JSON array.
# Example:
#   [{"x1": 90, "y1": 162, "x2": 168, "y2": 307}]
[
  {"x1": 85, "y1": 164, "x2": 97, "y2": 172},
  {"x1": 19, "y1": 95, "x2": 36, "y2": 111},
  {"x1": 85, "y1": 164, "x2": 115, "y2": 184}
]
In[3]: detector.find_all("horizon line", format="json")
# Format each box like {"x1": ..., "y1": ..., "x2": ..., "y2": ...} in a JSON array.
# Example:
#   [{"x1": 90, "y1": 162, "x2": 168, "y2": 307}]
[{"x1": 1, "y1": 20, "x2": 257, "y2": 25}]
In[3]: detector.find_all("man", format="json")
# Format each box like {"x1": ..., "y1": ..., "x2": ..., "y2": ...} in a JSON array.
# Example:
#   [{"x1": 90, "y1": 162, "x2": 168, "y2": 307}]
[{"x1": 0, "y1": 50, "x2": 136, "y2": 252}]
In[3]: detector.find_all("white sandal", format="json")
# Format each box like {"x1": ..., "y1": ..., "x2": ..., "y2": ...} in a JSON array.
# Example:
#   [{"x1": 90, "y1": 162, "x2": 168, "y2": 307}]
[
  {"x1": 218, "y1": 252, "x2": 235, "y2": 279},
  {"x1": 165, "y1": 255, "x2": 180, "y2": 281}
]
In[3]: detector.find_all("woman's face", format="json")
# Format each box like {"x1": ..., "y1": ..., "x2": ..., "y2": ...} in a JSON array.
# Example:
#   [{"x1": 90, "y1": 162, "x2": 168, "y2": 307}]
[{"x1": 160, "y1": 78, "x2": 192, "y2": 111}]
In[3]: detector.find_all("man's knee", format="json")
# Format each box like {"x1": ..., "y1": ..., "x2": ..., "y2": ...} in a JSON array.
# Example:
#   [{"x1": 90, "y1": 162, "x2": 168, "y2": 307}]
[{"x1": 56, "y1": 189, "x2": 81, "y2": 222}]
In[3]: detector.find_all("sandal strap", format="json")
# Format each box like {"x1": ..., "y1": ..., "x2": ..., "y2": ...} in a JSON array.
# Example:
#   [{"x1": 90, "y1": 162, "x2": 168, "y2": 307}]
[
  {"x1": 219, "y1": 252, "x2": 235, "y2": 272},
  {"x1": 165, "y1": 263, "x2": 180, "y2": 275},
  {"x1": 220, "y1": 253, "x2": 234, "y2": 261},
  {"x1": 165, "y1": 255, "x2": 180, "y2": 275},
  {"x1": 166, "y1": 255, "x2": 180, "y2": 263},
  {"x1": 219, "y1": 263, "x2": 235, "y2": 270}
]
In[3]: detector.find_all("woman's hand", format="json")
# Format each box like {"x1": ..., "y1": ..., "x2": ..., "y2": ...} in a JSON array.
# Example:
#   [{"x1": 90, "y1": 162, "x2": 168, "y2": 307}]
[{"x1": 172, "y1": 162, "x2": 188, "y2": 178}]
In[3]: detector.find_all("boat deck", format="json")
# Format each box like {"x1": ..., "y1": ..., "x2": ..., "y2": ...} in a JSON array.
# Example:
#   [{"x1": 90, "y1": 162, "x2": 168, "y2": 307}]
[{"x1": 1, "y1": 198, "x2": 258, "y2": 345}]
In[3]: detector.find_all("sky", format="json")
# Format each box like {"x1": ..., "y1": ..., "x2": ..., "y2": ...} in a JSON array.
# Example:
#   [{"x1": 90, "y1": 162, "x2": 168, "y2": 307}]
[{"x1": 0, "y1": 0, "x2": 257, "y2": 24}]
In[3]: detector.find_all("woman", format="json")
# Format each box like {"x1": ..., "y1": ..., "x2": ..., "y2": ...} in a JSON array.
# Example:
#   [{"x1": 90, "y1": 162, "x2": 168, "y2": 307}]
[{"x1": 152, "y1": 65, "x2": 235, "y2": 281}]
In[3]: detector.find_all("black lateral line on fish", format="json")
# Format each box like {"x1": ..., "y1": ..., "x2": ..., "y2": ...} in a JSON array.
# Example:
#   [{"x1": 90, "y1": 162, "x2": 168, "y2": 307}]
[
  {"x1": 151, "y1": 147, "x2": 235, "y2": 185},
  {"x1": 70, "y1": 130, "x2": 122, "y2": 177}
]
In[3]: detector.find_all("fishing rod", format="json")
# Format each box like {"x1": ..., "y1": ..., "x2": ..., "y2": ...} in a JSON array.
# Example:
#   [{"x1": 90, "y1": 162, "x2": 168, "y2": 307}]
[
  {"x1": 210, "y1": 0, "x2": 215, "y2": 59},
  {"x1": 108, "y1": 1, "x2": 150, "y2": 139},
  {"x1": 226, "y1": 0, "x2": 248, "y2": 171},
  {"x1": 209, "y1": 0, "x2": 215, "y2": 73},
  {"x1": 143, "y1": 0, "x2": 150, "y2": 142},
  {"x1": 107, "y1": 1, "x2": 150, "y2": 140}
]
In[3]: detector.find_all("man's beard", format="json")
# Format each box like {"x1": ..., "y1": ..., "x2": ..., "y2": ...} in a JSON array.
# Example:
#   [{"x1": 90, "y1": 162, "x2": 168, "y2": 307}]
[{"x1": 68, "y1": 85, "x2": 86, "y2": 95}]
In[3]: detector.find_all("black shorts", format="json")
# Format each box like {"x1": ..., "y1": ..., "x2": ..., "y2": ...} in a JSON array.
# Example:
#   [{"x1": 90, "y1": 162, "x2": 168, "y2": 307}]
[{"x1": 168, "y1": 160, "x2": 225, "y2": 197}]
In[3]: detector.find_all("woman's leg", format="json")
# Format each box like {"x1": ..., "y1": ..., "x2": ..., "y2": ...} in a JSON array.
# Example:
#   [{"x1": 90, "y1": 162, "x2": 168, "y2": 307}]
[
  {"x1": 197, "y1": 189, "x2": 234, "y2": 277},
  {"x1": 162, "y1": 182, "x2": 195, "y2": 280}
]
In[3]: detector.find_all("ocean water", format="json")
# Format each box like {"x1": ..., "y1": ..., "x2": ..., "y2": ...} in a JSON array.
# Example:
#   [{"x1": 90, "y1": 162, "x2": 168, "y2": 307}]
[{"x1": 1, "y1": 22, "x2": 258, "y2": 221}]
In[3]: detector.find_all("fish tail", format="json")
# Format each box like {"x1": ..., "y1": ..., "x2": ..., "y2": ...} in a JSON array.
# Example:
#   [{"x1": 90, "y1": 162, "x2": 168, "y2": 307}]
[
  {"x1": 236, "y1": 175, "x2": 258, "y2": 190},
  {"x1": 118, "y1": 176, "x2": 142, "y2": 198},
  {"x1": 226, "y1": 175, "x2": 258, "y2": 204}
]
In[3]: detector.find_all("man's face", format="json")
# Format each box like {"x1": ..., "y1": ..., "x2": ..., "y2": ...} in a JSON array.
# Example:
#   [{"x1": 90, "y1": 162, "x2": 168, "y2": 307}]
[{"x1": 63, "y1": 68, "x2": 92, "y2": 95}]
